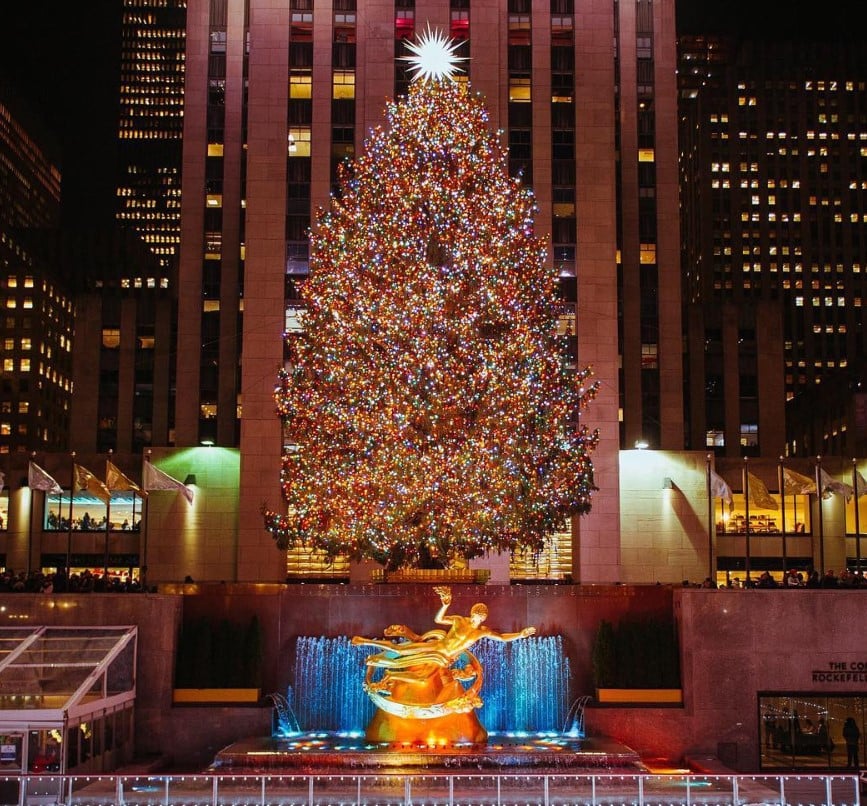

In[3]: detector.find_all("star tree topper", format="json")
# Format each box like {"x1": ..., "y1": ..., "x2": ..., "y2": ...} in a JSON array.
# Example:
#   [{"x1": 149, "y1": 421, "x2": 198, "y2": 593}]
[{"x1": 401, "y1": 25, "x2": 467, "y2": 82}]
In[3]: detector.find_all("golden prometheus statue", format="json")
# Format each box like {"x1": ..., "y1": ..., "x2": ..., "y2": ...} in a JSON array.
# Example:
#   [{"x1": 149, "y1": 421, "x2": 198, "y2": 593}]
[{"x1": 351, "y1": 585, "x2": 536, "y2": 745}]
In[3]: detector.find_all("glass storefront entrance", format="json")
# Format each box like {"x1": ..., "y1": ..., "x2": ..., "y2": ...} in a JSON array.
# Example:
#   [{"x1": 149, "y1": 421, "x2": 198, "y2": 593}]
[{"x1": 759, "y1": 693, "x2": 865, "y2": 770}]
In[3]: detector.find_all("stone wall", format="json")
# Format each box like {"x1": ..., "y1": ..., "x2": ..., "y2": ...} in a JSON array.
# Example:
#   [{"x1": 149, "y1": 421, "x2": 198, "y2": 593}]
[{"x1": 3, "y1": 585, "x2": 864, "y2": 773}]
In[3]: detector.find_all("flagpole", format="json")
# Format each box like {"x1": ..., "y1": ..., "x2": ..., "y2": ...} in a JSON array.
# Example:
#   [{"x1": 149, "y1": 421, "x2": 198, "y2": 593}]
[
  {"x1": 815, "y1": 455, "x2": 825, "y2": 576},
  {"x1": 743, "y1": 456, "x2": 751, "y2": 583},
  {"x1": 66, "y1": 451, "x2": 76, "y2": 573},
  {"x1": 142, "y1": 451, "x2": 151, "y2": 592},
  {"x1": 706, "y1": 453, "x2": 714, "y2": 582},
  {"x1": 779, "y1": 457, "x2": 787, "y2": 576},
  {"x1": 853, "y1": 458, "x2": 862, "y2": 573},
  {"x1": 27, "y1": 452, "x2": 36, "y2": 576},
  {"x1": 104, "y1": 451, "x2": 112, "y2": 581}
]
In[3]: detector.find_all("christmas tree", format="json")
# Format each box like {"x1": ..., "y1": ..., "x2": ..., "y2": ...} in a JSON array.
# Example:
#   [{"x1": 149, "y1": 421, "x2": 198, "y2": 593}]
[{"x1": 264, "y1": 30, "x2": 599, "y2": 571}]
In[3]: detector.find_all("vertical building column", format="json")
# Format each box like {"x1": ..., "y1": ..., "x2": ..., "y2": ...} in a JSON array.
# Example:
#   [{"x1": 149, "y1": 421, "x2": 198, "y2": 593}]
[
  {"x1": 175, "y1": 0, "x2": 211, "y2": 445},
  {"x1": 653, "y1": 0, "x2": 684, "y2": 449},
  {"x1": 415, "y1": 1, "x2": 449, "y2": 31},
  {"x1": 470, "y1": 1, "x2": 506, "y2": 118},
  {"x1": 687, "y1": 303, "x2": 708, "y2": 449},
  {"x1": 116, "y1": 297, "x2": 138, "y2": 453},
  {"x1": 530, "y1": 2, "x2": 552, "y2": 246},
  {"x1": 69, "y1": 294, "x2": 101, "y2": 453},
  {"x1": 356, "y1": 0, "x2": 394, "y2": 139},
  {"x1": 722, "y1": 302, "x2": 741, "y2": 456},
  {"x1": 151, "y1": 294, "x2": 173, "y2": 446},
  {"x1": 617, "y1": 1, "x2": 643, "y2": 450},
  {"x1": 236, "y1": 0, "x2": 292, "y2": 581},
  {"x1": 572, "y1": 0, "x2": 621, "y2": 583},
  {"x1": 216, "y1": 0, "x2": 248, "y2": 446},
  {"x1": 310, "y1": 0, "x2": 333, "y2": 211},
  {"x1": 756, "y1": 299, "x2": 786, "y2": 455}
]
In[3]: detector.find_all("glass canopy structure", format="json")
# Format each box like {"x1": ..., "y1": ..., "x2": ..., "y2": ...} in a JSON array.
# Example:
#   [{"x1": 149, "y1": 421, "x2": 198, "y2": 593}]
[{"x1": 0, "y1": 626, "x2": 137, "y2": 775}]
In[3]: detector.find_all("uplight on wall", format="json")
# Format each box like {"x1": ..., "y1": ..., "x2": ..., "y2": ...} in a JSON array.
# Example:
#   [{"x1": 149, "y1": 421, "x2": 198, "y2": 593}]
[{"x1": 634, "y1": 440, "x2": 649, "y2": 450}]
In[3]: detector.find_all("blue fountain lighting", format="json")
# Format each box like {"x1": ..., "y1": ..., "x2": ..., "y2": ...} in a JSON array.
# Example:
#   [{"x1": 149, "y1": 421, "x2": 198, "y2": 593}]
[{"x1": 279, "y1": 634, "x2": 571, "y2": 738}]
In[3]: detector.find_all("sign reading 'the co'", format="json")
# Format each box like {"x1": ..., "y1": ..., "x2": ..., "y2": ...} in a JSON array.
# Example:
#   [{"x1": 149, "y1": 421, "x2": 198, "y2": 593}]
[{"x1": 812, "y1": 661, "x2": 867, "y2": 684}]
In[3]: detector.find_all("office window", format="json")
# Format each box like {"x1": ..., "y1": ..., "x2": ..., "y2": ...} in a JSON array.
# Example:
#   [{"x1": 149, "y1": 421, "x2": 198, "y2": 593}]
[{"x1": 332, "y1": 70, "x2": 355, "y2": 99}]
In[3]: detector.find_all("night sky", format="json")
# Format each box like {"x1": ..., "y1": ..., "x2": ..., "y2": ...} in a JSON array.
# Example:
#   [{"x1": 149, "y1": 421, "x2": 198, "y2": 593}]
[{"x1": 1, "y1": 0, "x2": 866, "y2": 226}]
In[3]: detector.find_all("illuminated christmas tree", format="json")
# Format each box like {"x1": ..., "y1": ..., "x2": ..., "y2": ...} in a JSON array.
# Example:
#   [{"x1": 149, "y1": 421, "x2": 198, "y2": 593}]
[{"x1": 264, "y1": 30, "x2": 599, "y2": 571}]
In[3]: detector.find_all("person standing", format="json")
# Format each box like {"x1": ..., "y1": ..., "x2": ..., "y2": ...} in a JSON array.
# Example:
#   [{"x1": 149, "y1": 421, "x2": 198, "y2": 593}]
[{"x1": 842, "y1": 717, "x2": 861, "y2": 769}]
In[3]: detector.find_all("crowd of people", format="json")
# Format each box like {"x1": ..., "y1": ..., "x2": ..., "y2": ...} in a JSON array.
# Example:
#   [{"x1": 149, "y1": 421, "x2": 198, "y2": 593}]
[
  {"x1": 685, "y1": 568, "x2": 867, "y2": 589},
  {"x1": 0, "y1": 568, "x2": 144, "y2": 593}
]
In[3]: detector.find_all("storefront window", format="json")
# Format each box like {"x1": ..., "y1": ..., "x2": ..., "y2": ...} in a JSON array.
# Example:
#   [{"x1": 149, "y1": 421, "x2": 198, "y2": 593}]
[
  {"x1": 845, "y1": 492, "x2": 867, "y2": 537},
  {"x1": 715, "y1": 493, "x2": 811, "y2": 535},
  {"x1": 759, "y1": 693, "x2": 865, "y2": 770},
  {"x1": 0, "y1": 491, "x2": 7, "y2": 531},
  {"x1": 43, "y1": 492, "x2": 142, "y2": 532}
]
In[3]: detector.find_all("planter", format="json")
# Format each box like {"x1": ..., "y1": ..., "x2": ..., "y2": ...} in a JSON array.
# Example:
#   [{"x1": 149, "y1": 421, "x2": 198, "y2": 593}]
[
  {"x1": 370, "y1": 568, "x2": 491, "y2": 584},
  {"x1": 172, "y1": 688, "x2": 261, "y2": 705},
  {"x1": 595, "y1": 688, "x2": 682, "y2": 705}
]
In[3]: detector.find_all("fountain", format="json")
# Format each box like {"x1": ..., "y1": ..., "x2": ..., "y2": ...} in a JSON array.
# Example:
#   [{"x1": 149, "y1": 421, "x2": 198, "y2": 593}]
[{"x1": 212, "y1": 589, "x2": 641, "y2": 772}]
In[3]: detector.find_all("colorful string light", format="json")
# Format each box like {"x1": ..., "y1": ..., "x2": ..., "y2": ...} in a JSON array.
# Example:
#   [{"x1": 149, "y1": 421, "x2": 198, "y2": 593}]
[{"x1": 264, "y1": 76, "x2": 599, "y2": 570}]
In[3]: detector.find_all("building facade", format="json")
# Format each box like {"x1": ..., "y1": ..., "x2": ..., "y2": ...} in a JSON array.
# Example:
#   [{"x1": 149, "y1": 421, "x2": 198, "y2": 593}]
[
  {"x1": 163, "y1": 0, "x2": 683, "y2": 583},
  {"x1": 679, "y1": 37, "x2": 867, "y2": 459},
  {"x1": 0, "y1": 88, "x2": 73, "y2": 457}
]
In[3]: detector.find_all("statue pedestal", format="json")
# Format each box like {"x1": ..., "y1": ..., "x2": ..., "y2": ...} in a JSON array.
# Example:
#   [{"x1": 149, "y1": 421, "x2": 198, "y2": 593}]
[
  {"x1": 366, "y1": 707, "x2": 487, "y2": 745},
  {"x1": 363, "y1": 671, "x2": 487, "y2": 745}
]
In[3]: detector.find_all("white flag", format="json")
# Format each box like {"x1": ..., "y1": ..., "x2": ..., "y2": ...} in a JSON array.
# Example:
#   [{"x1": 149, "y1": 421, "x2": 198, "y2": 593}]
[
  {"x1": 819, "y1": 468, "x2": 854, "y2": 501},
  {"x1": 143, "y1": 461, "x2": 194, "y2": 504},
  {"x1": 28, "y1": 462, "x2": 63, "y2": 494},
  {"x1": 709, "y1": 469, "x2": 732, "y2": 504}
]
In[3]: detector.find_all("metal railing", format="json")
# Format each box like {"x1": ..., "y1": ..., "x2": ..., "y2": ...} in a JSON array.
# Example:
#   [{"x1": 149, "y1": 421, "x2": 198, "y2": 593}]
[{"x1": 2, "y1": 771, "x2": 860, "y2": 806}]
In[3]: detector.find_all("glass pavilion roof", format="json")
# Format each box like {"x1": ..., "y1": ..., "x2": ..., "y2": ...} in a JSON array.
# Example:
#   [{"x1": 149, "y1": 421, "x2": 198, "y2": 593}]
[{"x1": 0, "y1": 626, "x2": 136, "y2": 715}]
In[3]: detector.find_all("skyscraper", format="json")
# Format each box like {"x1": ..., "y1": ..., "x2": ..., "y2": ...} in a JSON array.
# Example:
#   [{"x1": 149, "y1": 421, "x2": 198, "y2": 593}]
[
  {"x1": 159, "y1": 0, "x2": 680, "y2": 581},
  {"x1": 680, "y1": 37, "x2": 867, "y2": 458},
  {"x1": 0, "y1": 86, "x2": 73, "y2": 455}
]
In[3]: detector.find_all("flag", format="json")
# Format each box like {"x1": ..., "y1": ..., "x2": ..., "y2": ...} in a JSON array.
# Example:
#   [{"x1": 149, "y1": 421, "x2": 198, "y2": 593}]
[
  {"x1": 783, "y1": 467, "x2": 816, "y2": 496},
  {"x1": 28, "y1": 462, "x2": 63, "y2": 494},
  {"x1": 819, "y1": 468, "x2": 854, "y2": 501},
  {"x1": 73, "y1": 463, "x2": 111, "y2": 504},
  {"x1": 747, "y1": 472, "x2": 779, "y2": 510},
  {"x1": 106, "y1": 460, "x2": 145, "y2": 495},
  {"x1": 854, "y1": 469, "x2": 867, "y2": 499},
  {"x1": 143, "y1": 461, "x2": 194, "y2": 504},
  {"x1": 709, "y1": 469, "x2": 732, "y2": 504}
]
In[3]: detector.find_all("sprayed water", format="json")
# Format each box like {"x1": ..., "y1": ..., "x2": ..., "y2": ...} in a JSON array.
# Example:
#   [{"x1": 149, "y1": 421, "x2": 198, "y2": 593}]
[{"x1": 283, "y1": 634, "x2": 570, "y2": 737}]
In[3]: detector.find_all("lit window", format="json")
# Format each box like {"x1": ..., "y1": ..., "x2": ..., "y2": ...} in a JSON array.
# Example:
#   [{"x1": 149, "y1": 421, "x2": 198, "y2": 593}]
[
  {"x1": 638, "y1": 149, "x2": 655, "y2": 163},
  {"x1": 290, "y1": 71, "x2": 312, "y2": 99},
  {"x1": 706, "y1": 430, "x2": 725, "y2": 447},
  {"x1": 740, "y1": 423, "x2": 758, "y2": 447},
  {"x1": 2, "y1": 359, "x2": 11, "y2": 373},
  {"x1": 6, "y1": 277, "x2": 16, "y2": 288},
  {"x1": 20, "y1": 358, "x2": 30, "y2": 372},
  {"x1": 207, "y1": 143, "x2": 224, "y2": 157},
  {"x1": 508, "y1": 77, "x2": 531, "y2": 102},
  {"x1": 200, "y1": 404, "x2": 217, "y2": 419},
  {"x1": 288, "y1": 127, "x2": 312, "y2": 157},
  {"x1": 102, "y1": 329, "x2": 121, "y2": 349},
  {"x1": 3, "y1": 339, "x2": 12, "y2": 351},
  {"x1": 332, "y1": 70, "x2": 355, "y2": 100},
  {"x1": 23, "y1": 277, "x2": 33, "y2": 288}
]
